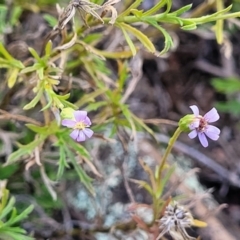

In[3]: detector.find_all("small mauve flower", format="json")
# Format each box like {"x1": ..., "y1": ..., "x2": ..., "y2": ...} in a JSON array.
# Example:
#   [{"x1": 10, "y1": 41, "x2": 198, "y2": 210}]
[
  {"x1": 62, "y1": 110, "x2": 93, "y2": 142},
  {"x1": 188, "y1": 105, "x2": 220, "y2": 147}
]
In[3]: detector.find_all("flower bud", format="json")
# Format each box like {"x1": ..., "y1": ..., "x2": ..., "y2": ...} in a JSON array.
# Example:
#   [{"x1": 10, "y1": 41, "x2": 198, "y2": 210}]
[
  {"x1": 178, "y1": 114, "x2": 196, "y2": 132},
  {"x1": 61, "y1": 107, "x2": 75, "y2": 120}
]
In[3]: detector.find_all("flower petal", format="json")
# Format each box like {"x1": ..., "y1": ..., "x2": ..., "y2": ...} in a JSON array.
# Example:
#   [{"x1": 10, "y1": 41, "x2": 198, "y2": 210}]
[
  {"x1": 77, "y1": 130, "x2": 86, "y2": 142},
  {"x1": 70, "y1": 129, "x2": 79, "y2": 140},
  {"x1": 62, "y1": 119, "x2": 76, "y2": 128},
  {"x1": 205, "y1": 131, "x2": 219, "y2": 141},
  {"x1": 74, "y1": 111, "x2": 87, "y2": 122},
  {"x1": 190, "y1": 105, "x2": 199, "y2": 116},
  {"x1": 204, "y1": 108, "x2": 219, "y2": 123},
  {"x1": 206, "y1": 125, "x2": 221, "y2": 135},
  {"x1": 198, "y1": 132, "x2": 208, "y2": 147},
  {"x1": 189, "y1": 119, "x2": 200, "y2": 130},
  {"x1": 83, "y1": 117, "x2": 92, "y2": 126},
  {"x1": 188, "y1": 130, "x2": 198, "y2": 139},
  {"x1": 83, "y1": 128, "x2": 94, "y2": 138}
]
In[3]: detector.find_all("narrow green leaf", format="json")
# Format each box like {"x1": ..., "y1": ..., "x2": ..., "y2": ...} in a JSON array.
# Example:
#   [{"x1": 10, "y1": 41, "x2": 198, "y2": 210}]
[
  {"x1": 164, "y1": 0, "x2": 172, "y2": 14},
  {"x1": 215, "y1": 101, "x2": 240, "y2": 116},
  {"x1": 119, "y1": 25, "x2": 136, "y2": 56},
  {"x1": 143, "y1": 0, "x2": 167, "y2": 16},
  {"x1": 171, "y1": 4, "x2": 192, "y2": 16},
  {"x1": 118, "y1": 0, "x2": 143, "y2": 18},
  {"x1": 20, "y1": 63, "x2": 41, "y2": 74},
  {"x1": 0, "y1": 197, "x2": 15, "y2": 220},
  {"x1": 10, "y1": 6, "x2": 22, "y2": 26},
  {"x1": 131, "y1": 113, "x2": 157, "y2": 141},
  {"x1": 57, "y1": 93, "x2": 70, "y2": 100},
  {"x1": 37, "y1": 67, "x2": 44, "y2": 80},
  {"x1": 0, "y1": 57, "x2": 10, "y2": 66},
  {"x1": 212, "y1": 78, "x2": 240, "y2": 93},
  {"x1": 67, "y1": 138, "x2": 91, "y2": 160},
  {"x1": 8, "y1": 208, "x2": 17, "y2": 223},
  {"x1": 23, "y1": 88, "x2": 43, "y2": 110},
  {"x1": 181, "y1": 24, "x2": 197, "y2": 30},
  {"x1": 83, "y1": 33, "x2": 103, "y2": 43},
  {"x1": 64, "y1": 146, "x2": 93, "y2": 193},
  {"x1": 130, "y1": 179, "x2": 153, "y2": 196},
  {"x1": 40, "y1": 95, "x2": 53, "y2": 111},
  {"x1": 43, "y1": 14, "x2": 58, "y2": 27},
  {"x1": 0, "y1": 189, "x2": 9, "y2": 212},
  {"x1": 6, "y1": 137, "x2": 45, "y2": 164},
  {"x1": 0, "y1": 43, "x2": 14, "y2": 60},
  {"x1": 120, "y1": 23, "x2": 156, "y2": 53},
  {"x1": 57, "y1": 145, "x2": 68, "y2": 180},
  {"x1": 146, "y1": 20, "x2": 173, "y2": 55},
  {"x1": 130, "y1": 9, "x2": 144, "y2": 18},
  {"x1": 0, "y1": 165, "x2": 19, "y2": 180},
  {"x1": 28, "y1": 47, "x2": 42, "y2": 62},
  {"x1": 25, "y1": 124, "x2": 47, "y2": 134},
  {"x1": 60, "y1": 99, "x2": 77, "y2": 109},
  {"x1": 191, "y1": 4, "x2": 232, "y2": 24},
  {"x1": 4, "y1": 205, "x2": 34, "y2": 226},
  {"x1": 121, "y1": 104, "x2": 136, "y2": 138},
  {"x1": 85, "y1": 101, "x2": 107, "y2": 111},
  {"x1": 89, "y1": 48, "x2": 133, "y2": 59},
  {"x1": 75, "y1": 88, "x2": 107, "y2": 108},
  {"x1": 156, "y1": 165, "x2": 175, "y2": 198},
  {"x1": 7, "y1": 68, "x2": 19, "y2": 88},
  {"x1": 44, "y1": 40, "x2": 53, "y2": 57}
]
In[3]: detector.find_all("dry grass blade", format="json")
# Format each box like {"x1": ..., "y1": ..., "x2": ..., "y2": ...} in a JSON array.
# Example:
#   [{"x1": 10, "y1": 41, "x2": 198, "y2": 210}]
[
  {"x1": 57, "y1": 3, "x2": 76, "y2": 30},
  {"x1": 102, "y1": 5, "x2": 118, "y2": 24},
  {"x1": 121, "y1": 53, "x2": 143, "y2": 103},
  {"x1": 102, "y1": 0, "x2": 121, "y2": 24},
  {"x1": 0, "y1": 109, "x2": 42, "y2": 125},
  {"x1": 55, "y1": 32, "x2": 77, "y2": 50}
]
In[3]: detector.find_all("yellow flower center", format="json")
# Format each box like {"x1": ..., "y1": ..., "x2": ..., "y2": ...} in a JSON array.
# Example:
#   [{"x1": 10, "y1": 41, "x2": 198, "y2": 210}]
[{"x1": 74, "y1": 122, "x2": 86, "y2": 130}]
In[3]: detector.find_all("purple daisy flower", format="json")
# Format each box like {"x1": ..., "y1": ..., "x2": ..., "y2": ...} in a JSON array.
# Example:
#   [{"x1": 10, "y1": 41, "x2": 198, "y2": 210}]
[
  {"x1": 62, "y1": 110, "x2": 93, "y2": 142},
  {"x1": 188, "y1": 105, "x2": 220, "y2": 147}
]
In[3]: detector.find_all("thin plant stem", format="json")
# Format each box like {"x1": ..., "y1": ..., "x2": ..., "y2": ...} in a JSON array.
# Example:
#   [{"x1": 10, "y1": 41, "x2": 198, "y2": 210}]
[
  {"x1": 152, "y1": 127, "x2": 182, "y2": 220},
  {"x1": 216, "y1": 0, "x2": 224, "y2": 44},
  {"x1": 158, "y1": 127, "x2": 182, "y2": 177},
  {"x1": 106, "y1": 8, "x2": 240, "y2": 25}
]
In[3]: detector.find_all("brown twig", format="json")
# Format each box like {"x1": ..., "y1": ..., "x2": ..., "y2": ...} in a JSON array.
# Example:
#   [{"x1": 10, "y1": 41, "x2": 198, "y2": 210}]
[
  {"x1": 0, "y1": 109, "x2": 42, "y2": 126},
  {"x1": 143, "y1": 118, "x2": 178, "y2": 126}
]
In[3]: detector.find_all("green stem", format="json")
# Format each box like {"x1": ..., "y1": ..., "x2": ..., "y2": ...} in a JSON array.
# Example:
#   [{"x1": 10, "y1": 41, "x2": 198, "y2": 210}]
[
  {"x1": 151, "y1": 127, "x2": 181, "y2": 221},
  {"x1": 215, "y1": 0, "x2": 224, "y2": 44},
  {"x1": 158, "y1": 127, "x2": 182, "y2": 177},
  {"x1": 108, "y1": 6, "x2": 240, "y2": 25}
]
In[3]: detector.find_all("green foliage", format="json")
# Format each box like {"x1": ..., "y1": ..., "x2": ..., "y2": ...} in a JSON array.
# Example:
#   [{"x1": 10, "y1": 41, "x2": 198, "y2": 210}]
[
  {"x1": 114, "y1": 1, "x2": 239, "y2": 55},
  {"x1": 0, "y1": 165, "x2": 19, "y2": 180},
  {"x1": 0, "y1": 0, "x2": 239, "y2": 237},
  {"x1": 0, "y1": 4, "x2": 22, "y2": 36},
  {"x1": 43, "y1": 14, "x2": 58, "y2": 28},
  {"x1": 212, "y1": 78, "x2": 240, "y2": 115},
  {"x1": 0, "y1": 43, "x2": 24, "y2": 88},
  {"x1": 1, "y1": 0, "x2": 239, "y2": 200},
  {"x1": 0, "y1": 189, "x2": 34, "y2": 240},
  {"x1": 216, "y1": 100, "x2": 240, "y2": 116},
  {"x1": 212, "y1": 78, "x2": 240, "y2": 93},
  {"x1": 55, "y1": 132, "x2": 93, "y2": 193}
]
